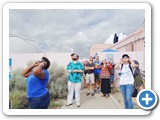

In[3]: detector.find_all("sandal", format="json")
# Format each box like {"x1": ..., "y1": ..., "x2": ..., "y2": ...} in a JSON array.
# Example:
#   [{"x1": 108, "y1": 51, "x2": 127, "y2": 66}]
[
  {"x1": 101, "y1": 94, "x2": 106, "y2": 97},
  {"x1": 105, "y1": 94, "x2": 110, "y2": 99}
]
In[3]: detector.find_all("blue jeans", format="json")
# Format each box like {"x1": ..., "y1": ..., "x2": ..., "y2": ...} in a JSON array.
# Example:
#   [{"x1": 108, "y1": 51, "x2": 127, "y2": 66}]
[
  {"x1": 28, "y1": 92, "x2": 50, "y2": 109},
  {"x1": 120, "y1": 84, "x2": 134, "y2": 109},
  {"x1": 110, "y1": 74, "x2": 114, "y2": 83}
]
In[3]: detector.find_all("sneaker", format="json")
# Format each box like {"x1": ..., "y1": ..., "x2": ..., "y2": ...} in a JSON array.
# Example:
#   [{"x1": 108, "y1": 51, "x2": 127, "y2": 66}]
[
  {"x1": 66, "y1": 103, "x2": 73, "y2": 106},
  {"x1": 98, "y1": 89, "x2": 101, "y2": 93},
  {"x1": 94, "y1": 89, "x2": 96, "y2": 93},
  {"x1": 77, "y1": 104, "x2": 80, "y2": 107},
  {"x1": 86, "y1": 93, "x2": 90, "y2": 96},
  {"x1": 91, "y1": 93, "x2": 95, "y2": 96}
]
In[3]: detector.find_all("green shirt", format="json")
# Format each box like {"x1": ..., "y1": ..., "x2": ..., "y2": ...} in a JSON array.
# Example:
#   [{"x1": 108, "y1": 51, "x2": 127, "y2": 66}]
[{"x1": 67, "y1": 61, "x2": 84, "y2": 83}]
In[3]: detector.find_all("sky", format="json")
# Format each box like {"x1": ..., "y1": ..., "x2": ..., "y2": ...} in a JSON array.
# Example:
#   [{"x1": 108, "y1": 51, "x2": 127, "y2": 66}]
[{"x1": 9, "y1": 9, "x2": 144, "y2": 58}]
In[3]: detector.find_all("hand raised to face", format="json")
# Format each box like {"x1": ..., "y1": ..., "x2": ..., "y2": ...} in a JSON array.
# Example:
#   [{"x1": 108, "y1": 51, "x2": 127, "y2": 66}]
[
  {"x1": 33, "y1": 61, "x2": 41, "y2": 67},
  {"x1": 42, "y1": 61, "x2": 47, "y2": 68},
  {"x1": 119, "y1": 59, "x2": 123, "y2": 64}
]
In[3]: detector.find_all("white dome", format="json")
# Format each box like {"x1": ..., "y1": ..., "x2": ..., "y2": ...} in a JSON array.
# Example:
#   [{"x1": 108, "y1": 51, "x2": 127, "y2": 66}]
[
  {"x1": 9, "y1": 36, "x2": 42, "y2": 53},
  {"x1": 118, "y1": 33, "x2": 127, "y2": 41},
  {"x1": 105, "y1": 33, "x2": 127, "y2": 44},
  {"x1": 105, "y1": 34, "x2": 115, "y2": 44}
]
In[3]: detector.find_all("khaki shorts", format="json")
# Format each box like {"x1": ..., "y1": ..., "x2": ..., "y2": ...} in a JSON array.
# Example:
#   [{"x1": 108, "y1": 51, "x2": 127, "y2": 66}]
[{"x1": 86, "y1": 73, "x2": 95, "y2": 84}]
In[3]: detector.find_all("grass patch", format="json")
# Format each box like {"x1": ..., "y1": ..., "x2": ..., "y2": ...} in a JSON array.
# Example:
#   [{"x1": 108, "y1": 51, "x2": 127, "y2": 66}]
[{"x1": 48, "y1": 100, "x2": 63, "y2": 109}]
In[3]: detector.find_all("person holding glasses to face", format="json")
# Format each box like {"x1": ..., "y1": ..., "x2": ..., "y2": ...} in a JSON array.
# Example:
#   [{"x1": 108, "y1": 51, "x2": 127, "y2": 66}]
[
  {"x1": 22, "y1": 57, "x2": 50, "y2": 109},
  {"x1": 115, "y1": 54, "x2": 137, "y2": 109}
]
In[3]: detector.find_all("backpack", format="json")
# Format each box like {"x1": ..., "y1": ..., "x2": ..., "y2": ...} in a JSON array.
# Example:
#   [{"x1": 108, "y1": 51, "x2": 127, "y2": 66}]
[
  {"x1": 121, "y1": 63, "x2": 133, "y2": 76},
  {"x1": 132, "y1": 88, "x2": 138, "y2": 97}
]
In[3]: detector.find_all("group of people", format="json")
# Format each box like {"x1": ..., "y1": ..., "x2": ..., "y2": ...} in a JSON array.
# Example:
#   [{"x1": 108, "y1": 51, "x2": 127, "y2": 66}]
[
  {"x1": 83, "y1": 56, "x2": 114, "y2": 98},
  {"x1": 21, "y1": 53, "x2": 144, "y2": 109},
  {"x1": 66, "y1": 53, "x2": 144, "y2": 109},
  {"x1": 66, "y1": 53, "x2": 115, "y2": 107}
]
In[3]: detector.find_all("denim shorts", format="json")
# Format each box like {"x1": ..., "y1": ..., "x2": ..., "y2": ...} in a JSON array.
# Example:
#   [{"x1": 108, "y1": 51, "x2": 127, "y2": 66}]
[{"x1": 28, "y1": 91, "x2": 50, "y2": 109}]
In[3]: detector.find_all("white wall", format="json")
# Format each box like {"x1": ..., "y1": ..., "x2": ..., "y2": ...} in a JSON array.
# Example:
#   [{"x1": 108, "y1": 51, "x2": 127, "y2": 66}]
[{"x1": 9, "y1": 53, "x2": 72, "y2": 71}]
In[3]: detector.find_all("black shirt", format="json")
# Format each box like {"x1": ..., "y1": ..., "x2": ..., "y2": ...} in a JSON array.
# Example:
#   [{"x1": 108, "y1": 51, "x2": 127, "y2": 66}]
[{"x1": 85, "y1": 62, "x2": 95, "y2": 74}]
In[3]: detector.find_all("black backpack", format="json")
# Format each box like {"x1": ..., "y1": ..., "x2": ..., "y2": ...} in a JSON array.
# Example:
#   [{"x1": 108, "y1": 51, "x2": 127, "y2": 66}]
[{"x1": 121, "y1": 63, "x2": 133, "y2": 76}]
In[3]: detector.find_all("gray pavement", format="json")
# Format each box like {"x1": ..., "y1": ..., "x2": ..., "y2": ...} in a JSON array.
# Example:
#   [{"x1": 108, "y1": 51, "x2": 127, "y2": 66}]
[{"x1": 61, "y1": 89, "x2": 123, "y2": 109}]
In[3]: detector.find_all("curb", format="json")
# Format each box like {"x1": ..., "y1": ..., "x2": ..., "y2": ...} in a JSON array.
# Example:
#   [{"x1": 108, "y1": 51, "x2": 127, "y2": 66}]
[{"x1": 110, "y1": 94, "x2": 123, "y2": 109}]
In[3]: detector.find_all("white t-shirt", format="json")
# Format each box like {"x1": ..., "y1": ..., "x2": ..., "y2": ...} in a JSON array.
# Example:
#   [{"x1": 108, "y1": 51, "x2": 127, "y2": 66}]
[{"x1": 119, "y1": 64, "x2": 134, "y2": 85}]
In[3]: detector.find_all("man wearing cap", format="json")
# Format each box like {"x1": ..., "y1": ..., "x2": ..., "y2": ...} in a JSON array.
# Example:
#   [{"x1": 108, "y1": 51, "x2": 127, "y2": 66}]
[
  {"x1": 115, "y1": 54, "x2": 137, "y2": 109},
  {"x1": 66, "y1": 54, "x2": 84, "y2": 107},
  {"x1": 22, "y1": 57, "x2": 50, "y2": 109}
]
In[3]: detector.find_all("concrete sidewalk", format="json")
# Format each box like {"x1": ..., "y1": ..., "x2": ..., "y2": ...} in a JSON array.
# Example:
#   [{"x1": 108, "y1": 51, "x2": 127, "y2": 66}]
[{"x1": 61, "y1": 89, "x2": 123, "y2": 109}]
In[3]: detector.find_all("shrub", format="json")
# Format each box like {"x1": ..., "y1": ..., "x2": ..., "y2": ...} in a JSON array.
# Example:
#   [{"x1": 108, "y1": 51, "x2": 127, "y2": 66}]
[
  {"x1": 9, "y1": 61, "x2": 68, "y2": 109},
  {"x1": 9, "y1": 79, "x2": 16, "y2": 91},
  {"x1": 48, "y1": 63, "x2": 68, "y2": 99},
  {"x1": 49, "y1": 77, "x2": 68, "y2": 100},
  {"x1": 9, "y1": 68, "x2": 26, "y2": 91},
  {"x1": 9, "y1": 89, "x2": 29, "y2": 109}
]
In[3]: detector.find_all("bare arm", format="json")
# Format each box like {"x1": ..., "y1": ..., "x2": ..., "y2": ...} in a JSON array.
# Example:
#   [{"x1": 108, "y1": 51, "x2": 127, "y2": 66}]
[
  {"x1": 95, "y1": 65, "x2": 98, "y2": 69},
  {"x1": 72, "y1": 70, "x2": 83, "y2": 73},
  {"x1": 88, "y1": 67, "x2": 94, "y2": 70},
  {"x1": 130, "y1": 59, "x2": 138, "y2": 68},
  {"x1": 88, "y1": 63, "x2": 95, "y2": 70},
  {"x1": 95, "y1": 64, "x2": 101, "y2": 69},
  {"x1": 67, "y1": 70, "x2": 71, "y2": 73},
  {"x1": 33, "y1": 62, "x2": 46, "y2": 80},
  {"x1": 85, "y1": 63, "x2": 94, "y2": 70},
  {"x1": 67, "y1": 69, "x2": 83, "y2": 73},
  {"x1": 85, "y1": 65, "x2": 89, "y2": 70},
  {"x1": 73, "y1": 63, "x2": 84, "y2": 73},
  {"x1": 115, "y1": 60, "x2": 122, "y2": 70},
  {"x1": 22, "y1": 64, "x2": 35, "y2": 77}
]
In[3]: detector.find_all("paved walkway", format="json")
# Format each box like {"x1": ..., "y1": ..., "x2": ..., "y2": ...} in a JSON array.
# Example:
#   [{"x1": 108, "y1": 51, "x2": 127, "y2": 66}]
[{"x1": 61, "y1": 89, "x2": 123, "y2": 109}]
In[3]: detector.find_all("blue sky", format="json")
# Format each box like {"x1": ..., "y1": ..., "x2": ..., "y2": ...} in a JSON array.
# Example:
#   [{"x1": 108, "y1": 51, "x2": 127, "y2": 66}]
[{"x1": 9, "y1": 9, "x2": 145, "y2": 58}]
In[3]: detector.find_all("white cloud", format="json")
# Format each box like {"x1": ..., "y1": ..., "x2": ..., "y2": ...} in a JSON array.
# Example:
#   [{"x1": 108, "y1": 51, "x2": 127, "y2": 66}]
[{"x1": 9, "y1": 9, "x2": 144, "y2": 58}]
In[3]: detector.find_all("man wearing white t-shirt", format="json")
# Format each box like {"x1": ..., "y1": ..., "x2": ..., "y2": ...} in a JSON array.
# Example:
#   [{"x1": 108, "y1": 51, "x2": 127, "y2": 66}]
[{"x1": 115, "y1": 54, "x2": 137, "y2": 109}]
